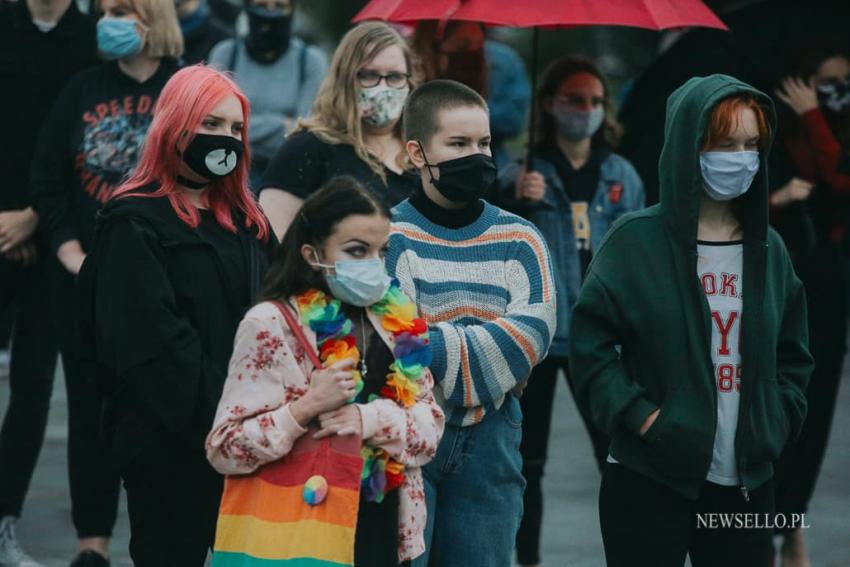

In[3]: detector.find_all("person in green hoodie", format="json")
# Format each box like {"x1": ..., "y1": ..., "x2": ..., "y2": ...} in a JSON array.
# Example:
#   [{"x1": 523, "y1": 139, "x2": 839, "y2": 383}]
[{"x1": 569, "y1": 74, "x2": 814, "y2": 566}]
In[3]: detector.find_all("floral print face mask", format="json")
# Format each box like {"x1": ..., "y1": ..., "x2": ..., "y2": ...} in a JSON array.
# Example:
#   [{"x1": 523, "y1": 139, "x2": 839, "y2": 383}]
[{"x1": 358, "y1": 84, "x2": 410, "y2": 128}]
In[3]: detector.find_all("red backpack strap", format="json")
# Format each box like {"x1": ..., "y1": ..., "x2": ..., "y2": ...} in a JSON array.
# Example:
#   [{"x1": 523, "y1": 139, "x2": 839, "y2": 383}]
[{"x1": 270, "y1": 300, "x2": 323, "y2": 370}]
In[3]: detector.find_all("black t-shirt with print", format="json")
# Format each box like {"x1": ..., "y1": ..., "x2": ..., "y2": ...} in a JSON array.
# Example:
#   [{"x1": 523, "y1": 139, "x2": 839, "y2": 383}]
[
  {"x1": 538, "y1": 144, "x2": 611, "y2": 278},
  {"x1": 30, "y1": 59, "x2": 180, "y2": 254},
  {"x1": 260, "y1": 130, "x2": 418, "y2": 207}
]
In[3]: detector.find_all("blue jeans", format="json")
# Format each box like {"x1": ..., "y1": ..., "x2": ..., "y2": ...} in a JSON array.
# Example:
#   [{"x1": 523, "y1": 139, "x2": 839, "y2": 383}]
[{"x1": 413, "y1": 395, "x2": 525, "y2": 567}]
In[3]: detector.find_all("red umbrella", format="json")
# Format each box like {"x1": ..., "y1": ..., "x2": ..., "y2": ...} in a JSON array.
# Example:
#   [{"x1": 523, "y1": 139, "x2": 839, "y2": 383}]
[
  {"x1": 354, "y1": 0, "x2": 727, "y2": 31},
  {"x1": 353, "y1": 0, "x2": 728, "y2": 165}
]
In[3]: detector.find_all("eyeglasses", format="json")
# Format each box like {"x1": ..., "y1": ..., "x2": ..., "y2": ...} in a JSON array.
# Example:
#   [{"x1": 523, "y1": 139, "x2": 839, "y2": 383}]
[{"x1": 356, "y1": 70, "x2": 411, "y2": 89}]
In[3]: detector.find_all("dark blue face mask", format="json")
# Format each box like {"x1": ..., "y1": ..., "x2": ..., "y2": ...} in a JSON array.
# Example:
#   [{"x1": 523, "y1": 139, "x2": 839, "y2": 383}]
[{"x1": 178, "y1": 0, "x2": 209, "y2": 36}]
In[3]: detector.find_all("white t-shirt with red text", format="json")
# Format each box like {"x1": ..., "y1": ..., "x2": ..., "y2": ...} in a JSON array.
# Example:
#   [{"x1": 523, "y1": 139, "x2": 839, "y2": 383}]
[{"x1": 699, "y1": 241, "x2": 743, "y2": 486}]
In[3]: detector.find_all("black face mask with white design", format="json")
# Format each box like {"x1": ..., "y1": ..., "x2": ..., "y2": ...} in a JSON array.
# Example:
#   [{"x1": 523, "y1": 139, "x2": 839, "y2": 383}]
[
  {"x1": 817, "y1": 80, "x2": 850, "y2": 113},
  {"x1": 182, "y1": 133, "x2": 243, "y2": 180}
]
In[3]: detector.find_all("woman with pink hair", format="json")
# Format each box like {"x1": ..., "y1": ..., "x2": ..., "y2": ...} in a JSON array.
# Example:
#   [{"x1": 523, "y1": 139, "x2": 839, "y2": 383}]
[{"x1": 77, "y1": 64, "x2": 273, "y2": 566}]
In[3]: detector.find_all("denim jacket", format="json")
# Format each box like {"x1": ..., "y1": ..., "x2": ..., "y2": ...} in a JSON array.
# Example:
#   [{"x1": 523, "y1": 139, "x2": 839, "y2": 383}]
[{"x1": 498, "y1": 151, "x2": 645, "y2": 356}]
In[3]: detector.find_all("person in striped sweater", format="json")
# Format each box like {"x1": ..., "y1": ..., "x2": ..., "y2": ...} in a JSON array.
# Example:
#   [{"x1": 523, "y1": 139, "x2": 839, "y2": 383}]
[{"x1": 386, "y1": 80, "x2": 557, "y2": 567}]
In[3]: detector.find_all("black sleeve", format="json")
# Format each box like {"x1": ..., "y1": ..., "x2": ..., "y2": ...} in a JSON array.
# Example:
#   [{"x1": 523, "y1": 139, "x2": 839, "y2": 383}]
[
  {"x1": 259, "y1": 130, "x2": 330, "y2": 199},
  {"x1": 85, "y1": 219, "x2": 223, "y2": 447},
  {"x1": 30, "y1": 74, "x2": 82, "y2": 254}
]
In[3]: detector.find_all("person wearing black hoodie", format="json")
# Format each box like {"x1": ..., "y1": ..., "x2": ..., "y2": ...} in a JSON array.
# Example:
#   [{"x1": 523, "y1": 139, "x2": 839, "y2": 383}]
[
  {"x1": 29, "y1": 0, "x2": 182, "y2": 564},
  {"x1": 0, "y1": 0, "x2": 96, "y2": 563},
  {"x1": 569, "y1": 75, "x2": 813, "y2": 566}
]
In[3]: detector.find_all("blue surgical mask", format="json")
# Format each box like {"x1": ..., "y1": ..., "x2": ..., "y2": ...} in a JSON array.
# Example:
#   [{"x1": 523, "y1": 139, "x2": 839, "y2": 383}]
[
  {"x1": 700, "y1": 151, "x2": 760, "y2": 201},
  {"x1": 552, "y1": 103, "x2": 605, "y2": 141},
  {"x1": 97, "y1": 17, "x2": 144, "y2": 60},
  {"x1": 313, "y1": 254, "x2": 391, "y2": 307}
]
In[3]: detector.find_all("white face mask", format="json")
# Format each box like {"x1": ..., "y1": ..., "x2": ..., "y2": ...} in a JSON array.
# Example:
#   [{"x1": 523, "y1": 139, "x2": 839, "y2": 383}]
[
  {"x1": 358, "y1": 84, "x2": 409, "y2": 128},
  {"x1": 699, "y1": 151, "x2": 760, "y2": 201}
]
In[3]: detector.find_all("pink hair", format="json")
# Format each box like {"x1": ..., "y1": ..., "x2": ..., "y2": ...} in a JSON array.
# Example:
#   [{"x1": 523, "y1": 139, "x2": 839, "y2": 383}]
[{"x1": 114, "y1": 64, "x2": 269, "y2": 241}]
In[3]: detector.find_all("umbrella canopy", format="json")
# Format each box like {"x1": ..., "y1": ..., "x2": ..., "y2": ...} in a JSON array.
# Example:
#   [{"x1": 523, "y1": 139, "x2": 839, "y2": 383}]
[
  {"x1": 354, "y1": 0, "x2": 728, "y2": 31},
  {"x1": 353, "y1": 0, "x2": 728, "y2": 168}
]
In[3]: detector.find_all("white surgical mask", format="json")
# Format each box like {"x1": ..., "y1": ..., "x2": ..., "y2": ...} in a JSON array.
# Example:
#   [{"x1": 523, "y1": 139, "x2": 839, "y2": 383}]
[{"x1": 700, "y1": 151, "x2": 760, "y2": 201}]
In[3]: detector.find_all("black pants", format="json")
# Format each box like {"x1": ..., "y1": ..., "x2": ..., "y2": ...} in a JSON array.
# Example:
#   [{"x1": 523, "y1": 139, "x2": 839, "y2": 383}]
[
  {"x1": 599, "y1": 464, "x2": 775, "y2": 567},
  {"x1": 0, "y1": 265, "x2": 59, "y2": 518},
  {"x1": 122, "y1": 433, "x2": 223, "y2": 567},
  {"x1": 516, "y1": 356, "x2": 610, "y2": 565},
  {"x1": 53, "y1": 277, "x2": 121, "y2": 538},
  {"x1": 774, "y1": 243, "x2": 848, "y2": 531}
]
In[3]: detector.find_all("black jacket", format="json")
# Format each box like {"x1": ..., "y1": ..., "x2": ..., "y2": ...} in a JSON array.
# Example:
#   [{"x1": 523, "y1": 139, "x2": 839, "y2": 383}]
[{"x1": 77, "y1": 187, "x2": 274, "y2": 463}]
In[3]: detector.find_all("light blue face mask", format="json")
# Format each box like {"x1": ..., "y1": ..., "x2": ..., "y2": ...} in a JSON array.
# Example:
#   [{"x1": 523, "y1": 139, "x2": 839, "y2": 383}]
[
  {"x1": 700, "y1": 151, "x2": 760, "y2": 201},
  {"x1": 97, "y1": 17, "x2": 144, "y2": 60},
  {"x1": 313, "y1": 254, "x2": 391, "y2": 307},
  {"x1": 552, "y1": 103, "x2": 605, "y2": 142}
]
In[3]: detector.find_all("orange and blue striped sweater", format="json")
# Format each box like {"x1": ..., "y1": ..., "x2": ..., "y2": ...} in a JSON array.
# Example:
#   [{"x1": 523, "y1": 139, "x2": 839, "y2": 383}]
[{"x1": 387, "y1": 198, "x2": 557, "y2": 427}]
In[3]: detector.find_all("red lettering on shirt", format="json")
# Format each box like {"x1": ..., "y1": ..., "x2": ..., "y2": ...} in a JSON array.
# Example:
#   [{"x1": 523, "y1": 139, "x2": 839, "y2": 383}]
[
  {"x1": 137, "y1": 95, "x2": 152, "y2": 114},
  {"x1": 712, "y1": 310, "x2": 739, "y2": 356},
  {"x1": 701, "y1": 273, "x2": 717, "y2": 295},
  {"x1": 720, "y1": 273, "x2": 739, "y2": 297}
]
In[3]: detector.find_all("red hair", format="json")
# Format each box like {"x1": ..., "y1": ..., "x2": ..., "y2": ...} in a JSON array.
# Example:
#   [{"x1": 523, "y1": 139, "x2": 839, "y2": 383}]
[
  {"x1": 702, "y1": 93, "x2": 771, "y2": 151},
  {"x1": 114, "y1": 65, "x2": 269, "y2": 241}
]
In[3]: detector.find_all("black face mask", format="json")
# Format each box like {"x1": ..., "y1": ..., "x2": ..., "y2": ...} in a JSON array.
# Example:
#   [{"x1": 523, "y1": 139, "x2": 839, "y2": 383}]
[
  {"x1": 245, "y1": 5, "x2": 292, "y2": 63},
  {"x1": 182, "y1": 133, "x2": 243, "y2": 180},
  {"x1": 418, "y1": 142, "x2": 497, "y2": 203},
  {"x1": 817, "y1": 80, "x2": 850, "y2": 113}
]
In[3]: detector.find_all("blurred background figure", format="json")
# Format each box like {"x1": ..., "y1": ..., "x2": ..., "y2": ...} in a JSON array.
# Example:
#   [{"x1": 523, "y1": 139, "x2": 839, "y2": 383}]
[
  {"x1": 175, "y1": 0, "x2": 232, "y2": 64},
  {"x1": 769, "y1": 41, "x2": 850, "y2": 567},
  {"x1": 0, "y1": 0, "x2": 96, "y2": 563},
  {"x1": 412, "y1": 20, "x2": 531, "y2": 169},
  {"x1": 618, "y1": 0, "x2": 850, "y2": 205},
  {"x1": 29, "y1": 0, "x2": 182, "y2": 563},
  {"x1": 209, "y1": 0, "x2": 328, "y2": 188},
  {"x1": 497, "y1": 55, "x2": 644, "y2": 567}
]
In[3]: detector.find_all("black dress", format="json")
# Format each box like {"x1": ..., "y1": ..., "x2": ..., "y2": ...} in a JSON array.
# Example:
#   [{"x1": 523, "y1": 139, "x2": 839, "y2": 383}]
[
  {"x1": 349, "y1": 308, "x2": 400, "y2": 567},
  {"x1": 260, "y1": 130, "x2": 419, "y2": 207}
]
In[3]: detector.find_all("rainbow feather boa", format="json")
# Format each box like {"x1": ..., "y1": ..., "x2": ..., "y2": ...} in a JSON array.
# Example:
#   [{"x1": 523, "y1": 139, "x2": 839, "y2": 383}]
[{"x1": 295, "y1": 280, "x2": 432, "y2": 503}]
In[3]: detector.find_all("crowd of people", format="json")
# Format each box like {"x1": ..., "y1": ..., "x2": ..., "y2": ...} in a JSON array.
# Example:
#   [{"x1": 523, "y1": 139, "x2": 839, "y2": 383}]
[{"x1": 0, "y1": 0, "x2": 848, "y2": 566}]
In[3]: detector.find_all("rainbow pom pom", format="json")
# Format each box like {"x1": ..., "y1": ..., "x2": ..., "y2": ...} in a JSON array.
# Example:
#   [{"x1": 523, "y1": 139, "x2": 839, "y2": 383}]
[{"x1": 303, "y1": 475, "x2": 328, "y2": 506}]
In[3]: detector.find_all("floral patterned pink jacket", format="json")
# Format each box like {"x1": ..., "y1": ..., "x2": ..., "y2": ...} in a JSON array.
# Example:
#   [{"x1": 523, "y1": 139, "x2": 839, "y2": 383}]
[{"x1": 206, "y1": 300, "x2": 445, "y2": 562}]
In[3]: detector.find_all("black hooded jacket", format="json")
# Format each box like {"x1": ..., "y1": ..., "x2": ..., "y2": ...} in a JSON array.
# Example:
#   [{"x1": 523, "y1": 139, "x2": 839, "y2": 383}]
[{"x1": 77, "y1": 187, "x2": 274, "y2": 463}]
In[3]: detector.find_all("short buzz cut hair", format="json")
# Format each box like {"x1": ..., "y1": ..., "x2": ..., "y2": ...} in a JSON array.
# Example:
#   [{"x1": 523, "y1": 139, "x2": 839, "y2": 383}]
[{"x1": 403, "y1": 79, "x2": 489, "y2": 146}]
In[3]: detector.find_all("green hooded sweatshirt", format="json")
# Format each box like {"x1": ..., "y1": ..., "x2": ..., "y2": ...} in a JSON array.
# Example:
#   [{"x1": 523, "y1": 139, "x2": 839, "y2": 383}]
[{"x1": 568, "y1": 74, "x2": 814, "y2": 500}]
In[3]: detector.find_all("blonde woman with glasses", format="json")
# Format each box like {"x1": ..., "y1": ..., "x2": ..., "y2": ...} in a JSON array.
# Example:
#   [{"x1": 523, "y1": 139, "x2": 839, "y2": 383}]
[{"x1": 258, "y1": 21, "x2": 420, "y2": 239}]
